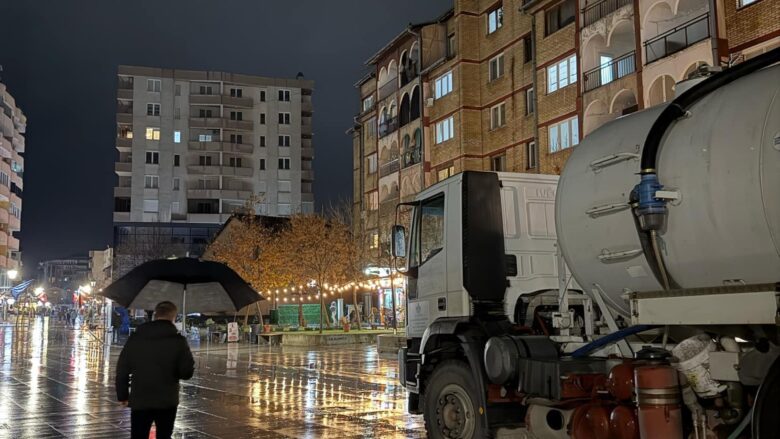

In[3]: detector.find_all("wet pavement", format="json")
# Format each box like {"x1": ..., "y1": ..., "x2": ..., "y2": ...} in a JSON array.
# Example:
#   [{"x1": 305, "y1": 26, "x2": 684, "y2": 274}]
[{"x1": 0, "y1": 317, "x2": 426, "y2": 438}]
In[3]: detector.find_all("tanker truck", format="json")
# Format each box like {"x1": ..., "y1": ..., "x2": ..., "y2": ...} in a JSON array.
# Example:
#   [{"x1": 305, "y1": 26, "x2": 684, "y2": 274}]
[{"x1": 392, "y1": 47, "x2": 780, "y2": 438}]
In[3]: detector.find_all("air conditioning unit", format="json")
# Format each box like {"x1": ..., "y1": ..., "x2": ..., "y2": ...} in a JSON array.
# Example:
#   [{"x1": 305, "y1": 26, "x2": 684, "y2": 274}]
[{"x1": 425, "y1": 98, "x2": 434, "y2": 107}]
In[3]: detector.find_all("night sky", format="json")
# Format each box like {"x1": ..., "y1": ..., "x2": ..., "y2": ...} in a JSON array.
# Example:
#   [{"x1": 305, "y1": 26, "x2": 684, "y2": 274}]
[{"x1": 0, "y1": 0, "x2": 451, "y2": 270}]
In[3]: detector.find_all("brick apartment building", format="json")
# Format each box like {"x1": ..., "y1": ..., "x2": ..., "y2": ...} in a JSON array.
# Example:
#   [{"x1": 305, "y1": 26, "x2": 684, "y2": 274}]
[{"x1": 352, "y1": 0, "x2": 779, "y2": 261}]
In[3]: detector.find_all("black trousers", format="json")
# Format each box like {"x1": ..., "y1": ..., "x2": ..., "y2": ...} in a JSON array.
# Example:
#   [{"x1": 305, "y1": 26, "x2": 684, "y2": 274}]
[{"x1": 130, "y1": 407, "x2": 177, "y2": 439}]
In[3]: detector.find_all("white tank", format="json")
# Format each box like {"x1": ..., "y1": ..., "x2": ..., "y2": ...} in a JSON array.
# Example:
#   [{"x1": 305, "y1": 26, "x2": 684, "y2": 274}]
[{"x1": 556, "y1": 63, "x2": 780, "y2": 315}]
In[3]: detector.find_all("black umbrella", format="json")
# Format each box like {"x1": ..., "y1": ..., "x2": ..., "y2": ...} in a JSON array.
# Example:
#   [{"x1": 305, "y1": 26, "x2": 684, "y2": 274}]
[{"x1": 101, "y1": 258, "x2": 263, "y2": 324}]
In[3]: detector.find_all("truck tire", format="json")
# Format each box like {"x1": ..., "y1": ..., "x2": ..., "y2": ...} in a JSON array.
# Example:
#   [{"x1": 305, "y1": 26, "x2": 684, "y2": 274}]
[
  {"x1": 424, "y1": 360, "x2": 489, "y2": 439},
  {"x1": 753, "y1": 355, "x2": 780, "y2": 438}
]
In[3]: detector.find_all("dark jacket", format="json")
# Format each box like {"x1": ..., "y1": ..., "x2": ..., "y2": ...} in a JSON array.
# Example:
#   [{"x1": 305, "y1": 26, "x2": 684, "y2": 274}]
[{"x1": 116, "y1": 320, "x2": 195, "y2": 409}]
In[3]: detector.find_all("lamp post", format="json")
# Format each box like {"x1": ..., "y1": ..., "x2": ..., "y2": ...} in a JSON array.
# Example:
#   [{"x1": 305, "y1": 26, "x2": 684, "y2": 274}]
[{"x1": 1, "y1": 269, "x2": 19, "y2": 321}]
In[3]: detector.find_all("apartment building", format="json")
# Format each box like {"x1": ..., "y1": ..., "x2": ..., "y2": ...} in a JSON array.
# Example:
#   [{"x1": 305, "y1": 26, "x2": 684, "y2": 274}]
[
  {"x1": 114, "y1": 66, "x2": 314, "y2": 272},
  {"x1": 352, "y1": 0, "x2": 779, "y2": 260},
  {"x1": 0, "y1": 83, "x2": 25, "y2": 281}
]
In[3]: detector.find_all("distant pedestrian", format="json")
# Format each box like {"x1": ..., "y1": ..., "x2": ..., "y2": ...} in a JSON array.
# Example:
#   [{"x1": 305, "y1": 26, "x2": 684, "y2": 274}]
[{"x1": 116, "y1": 301, "x2": 195, "y2": 439}]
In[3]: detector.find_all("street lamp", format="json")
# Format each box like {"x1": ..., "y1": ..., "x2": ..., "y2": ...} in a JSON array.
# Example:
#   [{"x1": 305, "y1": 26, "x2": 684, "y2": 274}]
[{"x1": 7, "y1": 270, "x2": 18, "y2": 281}]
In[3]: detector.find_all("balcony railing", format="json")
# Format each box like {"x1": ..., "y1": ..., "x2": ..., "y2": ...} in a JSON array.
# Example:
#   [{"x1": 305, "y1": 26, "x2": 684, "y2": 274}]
[
  {"x1": 378, "y1": 118, "x2": 399, "y2": 138},
  {"x1": 582, "y1": 0, "x2": 632, "y2": 27},
  {"x1": 380, "y1": 159, "x2": 400, "y2": 177},
  {"x1": 584, "y1": 51, "x2": 636, "y2": 92},
  {"x1": 402, "y1": 148, "x2": 422, "y2": 168},
  {"x1": 644, "y1": 13, "x2": 710, "y2": 65},
  {"x1": 377, "y1": 80, "x2": 398, "y2": 101}
]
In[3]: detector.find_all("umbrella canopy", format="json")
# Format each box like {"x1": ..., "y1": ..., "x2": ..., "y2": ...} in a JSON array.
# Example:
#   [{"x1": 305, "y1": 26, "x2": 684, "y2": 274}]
[{"x1": 101, "y1": 258, "x2": 262, "y2": 313}]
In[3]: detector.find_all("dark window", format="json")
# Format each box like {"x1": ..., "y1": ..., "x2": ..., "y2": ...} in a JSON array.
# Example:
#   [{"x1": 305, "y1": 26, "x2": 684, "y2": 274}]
[
  {"x1": 199, "y1": 109, "x2": 213, "y2": 118},
  {"x1": 546, "y1": 0, "x2": 576, "y2": 36},
  {"x1": 260, "y1": 113, "x2": 266, "y2": 124},
  {"x1": 230, "y1": 134, "x2": 243, "y2": 144},
  {"x1": 447, "y1": 34, "x2": 456, "y2": 58},
  {"x1": 230, "y1": 111, "x2": 243, "y2": 121},
  {"x1": 259, "y1": 159, "x2": 266, "y2": 170},
  {"x1": 199, "y1": 155, "x2": 212, "y2": 166},
  {"x1": 260, "y1": 136, "x2": 266, "y2": 147},
  {"x1": 278, "y1": 158, "x2": 290, "y2": 170},
  {"x1": 524, "y1": 36, "x2": 533, "y2": 63},
  {"x1": 491, "y1": 154, "x2": 506, "y2": 171},
  {"x1": 174, "y1": 155, "x2": 180, "y2": 167},
  {"x1": 229, "y1": 157, "x2": 242, "y2": 167},
  {"x1": 230, "y1": 88, "x2": 242, "y2": 97},
  {"x1": 145, "y1": 151, "x2": 159, "y2": 164},
  {"x1": 260, "y1": 90, "x2": 266, "y2": 102},
  {"x1": 114, "y1": 197, "x2": 131, "y2": 212}
]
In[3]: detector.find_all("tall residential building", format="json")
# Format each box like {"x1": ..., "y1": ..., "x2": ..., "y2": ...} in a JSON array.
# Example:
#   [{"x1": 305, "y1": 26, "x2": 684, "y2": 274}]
[
  {"x1": 352, "y1": 0, "x2": 779, "y2": 262},
  {"x1": 0, "y1": 83, "x2": 25, "y2": 282},
  {"x1": 114, "y1": 66, "x2": 314, "y2": 275}
]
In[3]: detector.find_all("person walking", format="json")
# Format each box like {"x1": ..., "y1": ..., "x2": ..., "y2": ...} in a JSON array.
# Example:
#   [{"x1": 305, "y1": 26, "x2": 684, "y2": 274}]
[{"x1": 116, "y1": 301, "x2": 195, "y2": 439}]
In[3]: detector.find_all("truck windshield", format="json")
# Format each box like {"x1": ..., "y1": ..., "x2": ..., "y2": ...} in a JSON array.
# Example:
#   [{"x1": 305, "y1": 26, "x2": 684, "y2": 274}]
[{"x1": 410, "y1": 195, "x2": 445, "y2": 268}]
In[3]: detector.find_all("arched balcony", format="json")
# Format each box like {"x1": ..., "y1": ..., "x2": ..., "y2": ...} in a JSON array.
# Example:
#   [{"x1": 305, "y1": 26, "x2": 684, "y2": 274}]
[
  {"x1": 647, "y1": 74, "x2": 676, "y2": 106},
  {"x1": 582, "y1": 19, "x2": 637, "y2": 92}
]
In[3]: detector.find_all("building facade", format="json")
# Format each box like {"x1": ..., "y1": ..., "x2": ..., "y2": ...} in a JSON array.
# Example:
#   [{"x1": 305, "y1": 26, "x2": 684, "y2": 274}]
[
  {"x1": 114, "y1": 66, "x2": 314, "y2": 274},
  {"x1": 88, "y1": 248, "x2": 113, "y2": 291},
  {"x1": 0, "y1": 83, "x2": 25, "y2": 282},
  {"x1": 352, "y1": 0, "x2": 779, "y2": 260}
]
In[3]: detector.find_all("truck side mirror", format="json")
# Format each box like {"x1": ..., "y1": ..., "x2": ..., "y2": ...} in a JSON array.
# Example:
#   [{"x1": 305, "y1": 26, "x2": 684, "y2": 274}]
[{"x1": 391, "y1": 225, "x2": 406, "y2": 258}]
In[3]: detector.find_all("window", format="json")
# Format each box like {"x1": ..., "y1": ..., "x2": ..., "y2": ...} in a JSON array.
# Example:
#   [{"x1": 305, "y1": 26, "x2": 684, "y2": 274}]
[
  {"x1": 545, "y1": 0, "x2": 576, "y2": 36},
  {"x1": 365, "y1": 117, "x2": 377, "y2": 139},
  {"x1": 548, "y1": 116, "x2": 579, "y2": 152},
  {"x1": 173, "y1": 131, "x2": 181, "y2": 143},
  {"x1": 199, "y1": 109, "x2": 213, "y2": 118},
  {"x1": 260, "y1": 90, "x2": 266, "y2": 102},
  {"x1": 172, "y1": 201, "x2": 180, "y2": 213},
  {"x1": 174, "y1": 155, "x2": 180, "y2": 166},
  {"x1": 367, "y1": 191, "x2": 378, "y2": 211},
  {"x1": 230, "y1": 111, "x2": 243, "y2": 121},
  {"x1": 369, "y1": 231, "x2": 379, "y2": 249},
  {"x1": 229, "y1": 157, "x2": 242, "y2": 167},
  {"x1": 437, "y1": 165, "x2": 455, "y2": 181},
  {"x1": 198, "y1": 134, "x2": 213, "y2": 142},
  {"x1": 199, "y1": 85, "x2": 213, "y2": 95},
  {"x1": 447, "y1": 33, "x2": 456, "y2": 58},
  {"x1": 145, "y1": 151, "x2": 159, "y2": 164},
  {"x1": 147, "y1": 103, "x2": 160, "y2": 116},
  {"x1": 435, "y1": 71, "x2": 453, "y2": 99},
  {"x1": 524, "y1": 36, "x2": 533, "y2": 63},
  {"x1": 491, "y1": 154, "x2": 506, "y2": 171},
  {"x1": 230, "y1": 88, "x2": 242, "y2": 97},
  {"x1": 362, "y1": 95, "x2": 375, "y2": 111},
  {"x1": 487, "y1": 6, "x2": 504, "y2": 34},
  {"x1": 279, "y1": 181, "x2": 291, "y2": 192},
  {"x1": 435, "y1": 116, "x2": 455, "y2": 144},
  {"x1": 230, "y1": 134, "x2": 243, "y2": 144},
  {"x1": 146, "y1": 79, "x2": 161, "y2": 92},
  {"x1": 119, "y1": 127, "x2": 133, "y2": 139},
  {"x1": 366, "y1": 154, "x2": 378, "y2": 174},
  {"x1": 489, "y1": 54, "x2": 505, "y2": 81},
  {"x1": 260, "y1": 113, "x2": 266, "y2": 124},
  {"x1": 527, "y1": 141, "x2": 537, "y2": 169},
  {"x1": 526, "y1": 88, "x2": 535, "y2": 115},
  {"x1": 145, "y1": 127, "x2": 161, "y2": 140},
  {"x1": 411, "y1": 195, "x2": 445, "y2": 267},
  {"x1": 259, "y1": 159, "x2": 266, "y2": 170},
  {"x1": 199, "y1": 155, "x2": 213, "y2": 166},
  {"x1": 278, "y1": 158, "x2": 291, "y2": 170},
  {"x1": 144, "y1": 175, "x2": 159, "y2": 189},
  {"x1": 143, "y1": 199, "x2": 159, "y2": 212},
  {"x1": 0, "y1": 173, "x2": 8, "y2": 187},
  {"x1": 260, "y1": 136, "x2": 266, "y2": 147},
  {"x1": 490, "y1": 103, "x2": 506, "y2": 129},
  {"x1": 173, "y1": 178, "x2": 180, "y2": 191},
  {"x1": 547, "y1": 55, "x2": 578, "y2": 93},
  {"x1": 600, "y1": 55, "x2": 614, "y2": 85},
  {"x1": 279, "y1": 135, "x2": 291, "y2": 146},
  {"x1": 278, "y1": 112, "x2": 291, "y2": 124},
  {"x1": 278, "y1": 90, "x2": 291, "y2": 102}
]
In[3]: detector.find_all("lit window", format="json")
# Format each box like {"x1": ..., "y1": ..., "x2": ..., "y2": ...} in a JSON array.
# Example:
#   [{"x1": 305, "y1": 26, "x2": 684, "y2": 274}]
[
  {"x1": 547, "y1": 55, "x2": 577, "y2": 93},
  {"x1": 549, "y1": 117, "x2": 579, "y2": 153},
  {"x1": 435, "y1": 71, "x2": 453, "y2": 99},
  {"x1": 146, "y1": 103, "x2": 160, "y2": 116},
  {"x1": 198, "y1": 134, "x2": 212, "y2": 142},
  {"x1": 367, "y1": 192, "x2": 378, "y2": 211},
  {"x1": 146, "y1": 79, "x2": 161, "y2": 92},
  {"x1": 490, "y1": 103, "x2": 506, "y2": 129},
  {"x1": 435, "y1": 116, "x2": 454, "y2": 144},
  {"x1": 489, "y1": 54, "x2": 505, "y2": 81},
  {"x1": 173, "y1": 131, "x2": 181, "y2": 143},
  {"x1": 487, "y1": 6, "x2": 503, "y2": 34},
  {"x1": 437, "y1": 165, "x2": 455, "y2": 182},
  {"x1": 278, "y1": 158, "x2": 291, "y2": 170},
  {"x1": 369, "y1": 231, "x2": 379, "y2": 249},
  {"x1": 145, "y1": 127, "x2": 161, "y2": 140},
  {"x1": 144, "y1": 175, "x2": 159, "y2": 189}
]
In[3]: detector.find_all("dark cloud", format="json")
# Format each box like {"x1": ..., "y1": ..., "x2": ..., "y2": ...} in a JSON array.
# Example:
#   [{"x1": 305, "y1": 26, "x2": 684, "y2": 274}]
[{"x1": 0, "y1": 0, "x2": 450, "y2": 269}]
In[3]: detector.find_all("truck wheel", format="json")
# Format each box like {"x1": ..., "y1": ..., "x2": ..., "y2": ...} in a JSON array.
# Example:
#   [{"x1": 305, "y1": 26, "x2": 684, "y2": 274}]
[
  {"x1": 424, "y1": 360, "x2": 488, "y2": 439},
  {"x1": 753, "y1": 355, "x2": 780, "y2": 438}
]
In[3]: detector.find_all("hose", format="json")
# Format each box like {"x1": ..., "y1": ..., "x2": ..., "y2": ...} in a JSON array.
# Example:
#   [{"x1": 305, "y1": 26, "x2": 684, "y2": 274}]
[
  {"x1": 570, "y1": 325, "x2": 655, "y2": 358},
  {"x1": 650, "y1": 230, "x2": 671, "y2": 290},
  {"x1": 640, "y1": 46, "x2": 780, "y2": 173},
  {"x1": 727, "y1": 407, "x2": 752, "y2": 439}
]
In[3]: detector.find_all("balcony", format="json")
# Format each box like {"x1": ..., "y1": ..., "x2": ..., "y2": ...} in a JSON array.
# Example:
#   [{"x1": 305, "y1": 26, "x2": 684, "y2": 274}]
[
  {"x1": 302, "y1": 100, "x2": 313, "y2": 113},
  {"x1": 7, "y1": 236, "x2": 18, "y2": 251},
  {"x1": 187, "y1": 165, "x2": 221, "y2": 175},
  {"x1": 113, "y1": 212, "x2": 131, "y2": 222},
  {"x1": 301, "y1": 170, "x2": 314, "y2": 181},
  {"x1": 114, "y1": 187, "x2": 131, "y2": 197},
  {"x1": 116, "y1": 137, "x2": 132, "y2": 151},
  {"x1": 189, "y1": 117, "x2": 253, "y2": 131},
  {"x1": 402, "y1": 147, "x2": 422, "y2": 168},
  {"x1": 115, "y1": 162, "x2": 132, "y2": 175},
  {"x1": 117, "y1": 89, "x2": 133, "y2": 100},
  {"x1": 8, "y1": 215, "x2": 19, "y2": 231},
  {"x1": 584, "y1": 51, "x2": 637, "y2": 92},
  {"x1": 116, "y1": 113, "x2": 132, "y2": 124},
  {"x1": 301, "y1": 147, "x2": 314, "y2": 159},
  {"x1": 0, "y1": 209, "x2": 7, "y2": 224},
  {"x1": 644, "y1": 13, "x2": 710, "y2": 65},
  {"x1": 378, "y1": 81, "x2": 398, "y2": 101},
  {"x1": 190, "y1": 94, "x2": 253, "y2": 108},
  {"x1": 220, "y1": 166, "x2": 254, "y2": 177},
  {"x1": 188, "y1": 189, "x2": 252, "y2": 199},
  {"x1": 378, "y1": 118, "x2": 399, "y2": 139},
  {"x1": 582, "y1": 0, "x2": 632, "y2": 27},
  {"x1": 380, "y1": 159, "x2": 400, "y2": 177},
  {"x1": 188, "y1": 141, "x2": 253, "y2": 154}
]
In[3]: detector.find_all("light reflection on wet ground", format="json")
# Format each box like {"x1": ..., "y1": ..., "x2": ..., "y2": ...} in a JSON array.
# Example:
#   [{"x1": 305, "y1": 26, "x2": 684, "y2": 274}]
[{"x1": 0, "y1": 317, "x2": 426, "y2": 438}]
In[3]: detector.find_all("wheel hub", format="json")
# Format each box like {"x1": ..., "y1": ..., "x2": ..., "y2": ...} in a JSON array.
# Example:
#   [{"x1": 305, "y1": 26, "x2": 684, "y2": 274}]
[{"x1": 434, "y1": 384, "x2": 475, "y2": 438}]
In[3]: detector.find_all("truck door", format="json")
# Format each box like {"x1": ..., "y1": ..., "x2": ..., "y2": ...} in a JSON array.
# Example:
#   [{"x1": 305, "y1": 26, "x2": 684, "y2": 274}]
[{"x1": 406, "y1": 193, "x2": 447, "y2": 337}]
